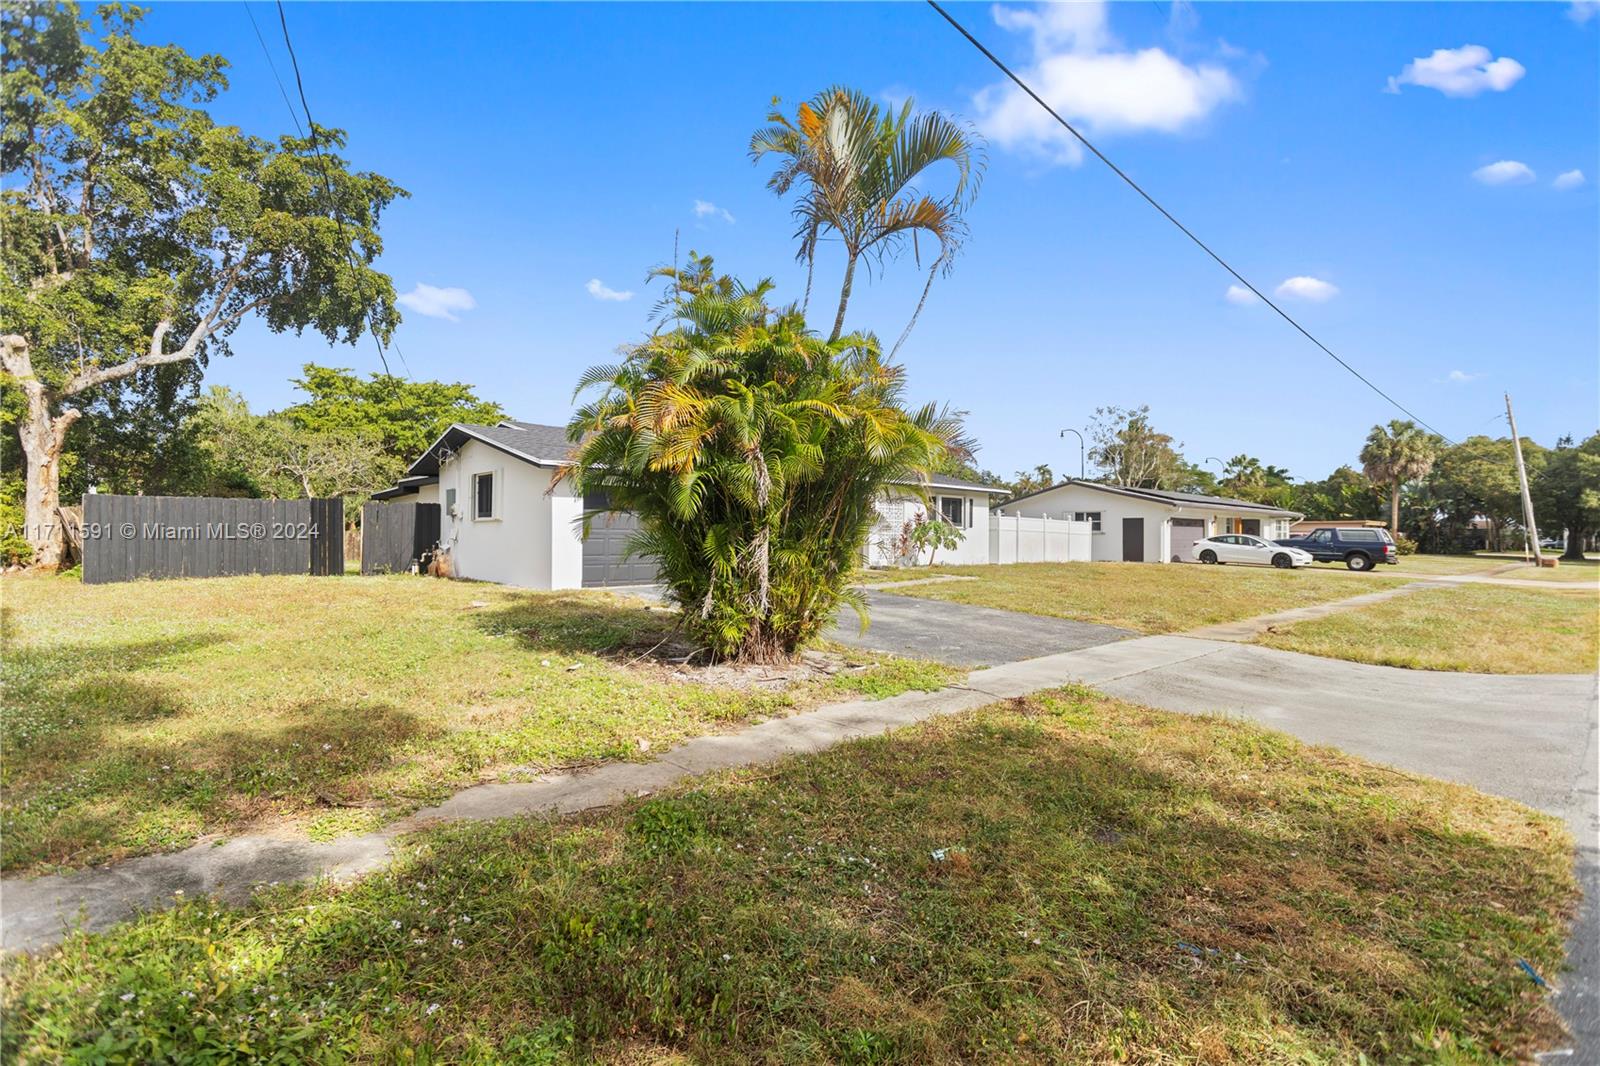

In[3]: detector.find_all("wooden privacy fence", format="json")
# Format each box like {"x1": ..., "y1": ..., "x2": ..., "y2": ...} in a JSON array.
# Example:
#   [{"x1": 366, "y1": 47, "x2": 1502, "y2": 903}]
[
  {"x1": 361, "y1": 501, "x2": 440, "y2": 575},
  {"x1": 988, "y1": 515, "x2": 1093, "y2": 565},
  {"x1": 80, "y1": 495, "x2": 343, "y2": 584}
]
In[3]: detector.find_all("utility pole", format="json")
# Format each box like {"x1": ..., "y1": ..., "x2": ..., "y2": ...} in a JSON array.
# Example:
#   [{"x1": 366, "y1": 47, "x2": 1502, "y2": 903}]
[
  {"x1": 1505, "y1": 393, "x2": 1544, "y2": 565},
  {"x1": 1059, "y1": 428, "x2": 1085, "y2": 479}
]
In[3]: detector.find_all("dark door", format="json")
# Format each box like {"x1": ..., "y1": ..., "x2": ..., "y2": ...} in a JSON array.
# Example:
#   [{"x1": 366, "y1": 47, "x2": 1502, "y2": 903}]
[{"x1": 1122, "y1": 517, "x2": 1145, "y2": 562}]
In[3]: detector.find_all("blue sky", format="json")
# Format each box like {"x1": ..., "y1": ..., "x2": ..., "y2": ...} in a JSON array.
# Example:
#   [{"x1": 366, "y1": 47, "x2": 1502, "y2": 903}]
[{"x1": 145, "y1": 1, "x2": 1597, "y2": 481}]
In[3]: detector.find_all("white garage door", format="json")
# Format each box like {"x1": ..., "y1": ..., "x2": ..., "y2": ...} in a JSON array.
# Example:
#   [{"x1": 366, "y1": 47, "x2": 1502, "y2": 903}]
[
  {"x1": 1169, "y1": 518, "x2": 1206, "y2": 563},
  {"x1": 581, "y1": 501, "x2": 659, "y2": 587}
]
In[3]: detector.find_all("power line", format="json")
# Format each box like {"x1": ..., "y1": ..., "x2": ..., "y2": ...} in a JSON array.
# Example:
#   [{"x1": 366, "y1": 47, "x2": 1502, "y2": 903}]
[
  {"x1": 272, "y1": 0, "x2": 408, "y2": 378},
  {"x1": 242, "y1": 3, "x2": 302, "y2": 138},
  {"x1": 926, "y1": 0, "x2": 1454, "y2": 445}
]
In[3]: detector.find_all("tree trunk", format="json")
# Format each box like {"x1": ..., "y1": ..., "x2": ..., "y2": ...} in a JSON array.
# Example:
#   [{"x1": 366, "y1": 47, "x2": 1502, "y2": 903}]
[
  {"x1": 1388, "y1": 484, "x2": 1401, "y2": 538},
  {"x1": 2, "y1": 335, "x2": 81, "y2": 569},
  {"x1": 829, "y1": 251, "x2": 859, "y2": 343},
  {"x1": 889, "y1": 256, "x2": 941, "y2": 360},
  {"x1": 1563, "y1": 529, "x2": 1588, "y2": 561}
]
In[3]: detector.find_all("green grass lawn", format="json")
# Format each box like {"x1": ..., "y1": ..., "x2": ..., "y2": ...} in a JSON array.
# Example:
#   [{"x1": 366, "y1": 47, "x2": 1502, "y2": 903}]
[
  {"x1": 1511, "y1": 559, "x2": 1600, "y2": 584},
  {"x1": 1374, "y1": 554, "x2": 1523, "y2": 576},
  {"x1": 0, "y1": 574, "x2": 955, "y2": 875},
  {"x1": 880, "y1": 562, "x2": 1410, "y2": 634},
  {"x1": 1, "y1": 688, "x2": 1574, "y2": 1064},
  {"x1": 1258, "y1": 584, "x2": 1599, "y2": 674}
]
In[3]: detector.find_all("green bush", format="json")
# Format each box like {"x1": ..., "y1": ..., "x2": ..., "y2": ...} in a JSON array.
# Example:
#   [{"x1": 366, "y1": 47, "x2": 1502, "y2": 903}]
[{"x1": 566, "y1": 258, "x2": 962, "y2": 662}]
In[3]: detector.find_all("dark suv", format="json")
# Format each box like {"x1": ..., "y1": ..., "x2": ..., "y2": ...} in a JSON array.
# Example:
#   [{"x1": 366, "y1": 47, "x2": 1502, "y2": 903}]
[{"x1": 1273, "y1": 527, "x2": 1398, "y2": 571}]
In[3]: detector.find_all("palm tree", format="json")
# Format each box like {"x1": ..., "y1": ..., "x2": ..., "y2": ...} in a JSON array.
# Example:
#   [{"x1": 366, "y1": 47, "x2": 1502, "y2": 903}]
[
  {"x1": 1360, "y1": 420, "x2": 1442, "y2": 535},
  {"x1": 750, "y1": 86, "x2": 985, "y2": 350},
  {"x1": 563, "y1": 258, "x2": 966, "y2": 662}
]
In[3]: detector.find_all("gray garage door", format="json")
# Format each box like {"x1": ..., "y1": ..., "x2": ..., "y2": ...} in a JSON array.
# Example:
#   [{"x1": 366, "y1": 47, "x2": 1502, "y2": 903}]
[
  {"x1": 581, "y1": 502, "x2": 659, "y2": 587},
  {"x1": 1170, "y1": 518, "x2": 1206, "y2": 563}
]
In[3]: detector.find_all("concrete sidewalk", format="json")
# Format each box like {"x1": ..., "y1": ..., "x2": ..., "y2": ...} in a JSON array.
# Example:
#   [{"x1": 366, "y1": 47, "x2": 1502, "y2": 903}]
[{"x1": 3, "y1": 632, "x2": 1593, "y2": 1058}]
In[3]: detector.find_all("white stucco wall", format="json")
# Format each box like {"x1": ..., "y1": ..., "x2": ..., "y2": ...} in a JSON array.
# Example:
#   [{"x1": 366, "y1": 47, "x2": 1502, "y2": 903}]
[
  {"x1": 436, "y1": 440, "x2": 578, "y2": 588},
  {"x1": 999, "y1": 484, "x2": 1296, "y2": 563},
  {"x1": 412, "y1": 483, "x2": 439, "y2": 507},
  {"x1": 866, "y1": 490, "x2": 993, "y2": 567}
]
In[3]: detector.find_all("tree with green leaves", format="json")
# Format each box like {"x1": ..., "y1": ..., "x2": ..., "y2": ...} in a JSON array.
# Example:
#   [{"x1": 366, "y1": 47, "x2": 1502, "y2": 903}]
[
  {"x1": 1359, "y1": 420, "x2": 1442, "y2": 535},
  {"x1": 282, "y1": 364, "x2": 504, "y2": 461},
  {"x1": 191, "y1": 385, "x2": 400, "y2": 502},
  {"x1": 1087, "y1": 405, "x2": 1187, "y2": 489},
  {"x1": 564, "y1": 260, "x2": 965, "y2": 662},
  {"x1": 1289, "y1": 465, "x2": 1382, "y2": 521},
  {"x1": 1424, "y1": 435, "x2": 1545, "y2": 551},
  {"x1": 1, "y1": 4, "x2": 404, "y2": 567},
  {"x1": 1534, "y1": 432, "x2": 1600, "y2": 560},
  {"x1": 750, "y1": 86, "x2": 984, "y2": 350}
]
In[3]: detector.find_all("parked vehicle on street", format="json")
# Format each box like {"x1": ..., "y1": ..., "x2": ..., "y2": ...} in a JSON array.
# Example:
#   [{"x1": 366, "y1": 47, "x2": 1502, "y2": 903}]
[
  {"x1": 1191, "y1": 534, "x2": 1314, "y2": 569},
  {"x1": 1273, "y1": 526, "x2": 1398, "y2": 570}
]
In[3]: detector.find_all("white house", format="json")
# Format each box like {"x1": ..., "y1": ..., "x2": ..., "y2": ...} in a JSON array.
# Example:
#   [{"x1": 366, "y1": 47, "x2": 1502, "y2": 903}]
[
  {"x1": 996, "y1": 480, "x2": 1303, "y2": 564},
  {"x1": 865, "y1": 476, "x2": 1011, "y2": 567},
  {"x1": 371, "y1": 420, "x2": 1008, "y2": 588}
]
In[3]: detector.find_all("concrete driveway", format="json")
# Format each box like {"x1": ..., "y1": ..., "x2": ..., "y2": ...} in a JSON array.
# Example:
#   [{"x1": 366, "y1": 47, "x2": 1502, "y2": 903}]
[{"x1": 829, "y1": 589, "x2": 1133, "y2": 667}]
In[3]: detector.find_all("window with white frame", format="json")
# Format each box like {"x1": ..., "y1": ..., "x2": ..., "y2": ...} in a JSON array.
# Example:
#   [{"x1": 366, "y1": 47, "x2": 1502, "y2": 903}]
[
  {"x1": 1071, "y1": 510, "x2": 1102, "y2": 533},
  {"x1": 472, "y1": 472, "x2": 496, "y2": 519},
  {"x1": 937, "y1": 496, "x2": 965, "y2": 528}
]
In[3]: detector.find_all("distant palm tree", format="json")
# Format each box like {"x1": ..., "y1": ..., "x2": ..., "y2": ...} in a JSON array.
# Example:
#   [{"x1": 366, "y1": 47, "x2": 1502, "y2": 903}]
[
  {"x1": 1360, "y1": 420, "x2": 1442, "y2": 534},
  {"x1": 750, "y1": 86, "x2": 985, "y2": 351}
]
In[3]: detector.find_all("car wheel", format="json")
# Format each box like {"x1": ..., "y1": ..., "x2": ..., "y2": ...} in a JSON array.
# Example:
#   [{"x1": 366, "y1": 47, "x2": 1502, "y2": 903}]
[
  {"x1": 1272, "y1": 553, "x2": 1292, "y2": 569},
  {"x1": 1346, "y1": 552, "x2": 1370, "y2": 571},
  {"x1": 1199, "y1": 549, "x2": 1217, "y2": 564}
]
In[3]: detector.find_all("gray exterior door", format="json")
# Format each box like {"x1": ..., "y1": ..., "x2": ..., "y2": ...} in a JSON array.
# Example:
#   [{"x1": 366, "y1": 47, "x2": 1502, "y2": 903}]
[
  {"x1": 581, "y1": 507, "x2": 659, "y2": 587},
  {"x1": 1122, "y1": 517, "x2": 1145, "y2": 562},
  {"x1": 1169, "y1": 518, "x2": 1205, "y2": 563}
]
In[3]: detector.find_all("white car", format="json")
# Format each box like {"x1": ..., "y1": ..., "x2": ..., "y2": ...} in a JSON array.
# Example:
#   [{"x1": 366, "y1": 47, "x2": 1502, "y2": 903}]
[{"x1": 1191, "y1": 534, "x2": 1314, "y2": 569}]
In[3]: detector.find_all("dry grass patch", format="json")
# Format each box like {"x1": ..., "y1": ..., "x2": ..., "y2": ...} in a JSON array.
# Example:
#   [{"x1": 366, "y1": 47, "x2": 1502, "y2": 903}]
[
  {"x1": 883, "y1": 561, "x2": 1410, "y2": 634},
  {"x1": 0, "y1": 574, "x2": 955, "y2": 874},
  {"x1": 1257, "y1": 583, "x2": 1598, "y2": 673},
  {"x1": 2, "y1": 688, "x2": 1575, "y2": 1063}
]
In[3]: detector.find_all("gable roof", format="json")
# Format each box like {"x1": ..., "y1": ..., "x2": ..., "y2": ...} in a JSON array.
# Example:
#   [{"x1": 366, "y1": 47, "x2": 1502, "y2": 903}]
[
  {"x1": 405, "y1": 420, "x2": 574, "y2": 477},
  {"x1": 912, "y1": 474, "x2": 1009, "y2": 495},
  {"x1": 1002, "y1": 479, "x2": 1302, "y2": 518}
]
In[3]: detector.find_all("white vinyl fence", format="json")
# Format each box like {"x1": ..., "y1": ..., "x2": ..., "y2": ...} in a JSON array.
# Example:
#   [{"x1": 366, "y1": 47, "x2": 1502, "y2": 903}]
[{"x1": 989, "y1": 515, "x2": 1093, "y2": 565}]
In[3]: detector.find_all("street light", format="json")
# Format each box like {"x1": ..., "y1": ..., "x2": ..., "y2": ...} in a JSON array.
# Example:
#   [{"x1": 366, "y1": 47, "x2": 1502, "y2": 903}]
[
  {"x1": 1059, "y1": 428, "x2": 1085, "y2": 480},
  {"x1": 1203, "y1": 456, "x2": 1223, "y2": 469}
]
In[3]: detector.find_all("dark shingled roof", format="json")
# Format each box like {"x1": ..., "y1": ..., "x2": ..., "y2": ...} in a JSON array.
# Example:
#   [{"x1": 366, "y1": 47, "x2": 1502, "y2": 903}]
[{"x1": 404, "y1": 421, "x2": 575, "y2": 477}]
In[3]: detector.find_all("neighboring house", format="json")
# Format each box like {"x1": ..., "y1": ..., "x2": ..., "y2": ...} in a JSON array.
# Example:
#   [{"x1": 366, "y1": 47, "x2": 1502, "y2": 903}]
[
  {"x1": 865, "y1": 476, "x2": 1011, "y2": 567},
  {"x1": 997, "y1": 480, "x2": 1303, "y2": 564},
  {"x1": 372, "y1": 421, "x2": 1009, "y2": 587}
]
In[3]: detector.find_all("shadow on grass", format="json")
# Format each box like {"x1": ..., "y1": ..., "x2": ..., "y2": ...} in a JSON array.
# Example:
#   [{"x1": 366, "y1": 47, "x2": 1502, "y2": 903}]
[
  {"x1": 1, "y1": 693, "x2": 1575, "y2": 1063},
  {"x1": 1, "y1": 698, "x2": 426, "y2": 873},
  {"x1": 468, "y1": 590, "x2": 688, "y2": 659}
]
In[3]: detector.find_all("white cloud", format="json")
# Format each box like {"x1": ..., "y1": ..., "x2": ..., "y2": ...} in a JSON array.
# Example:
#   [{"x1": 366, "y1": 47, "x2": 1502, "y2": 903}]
[
  {"x1": 1224, "y1": 284, "x2": 1259, "y2": 305},
  {"x1": 396, "y1": 283, "x2": 476, "y2": 322},
  {"x1": 1446, "y1": 369, "x2": 1483, "y2": 383},
  {"x1": 693, "y1": 199, "x2": 735, "y2": 224},
  {"x1": 1553, "y1": 168, "x2": 1587, "y2": 190},
  {"x1": 1472, "y1": 160, "x2": 1536, "y2": 186},
  {"x1": 1384, "y1": 45, "x2": 1524, "y2": 97},
  {"x1": 1274, "y1": 276, "x2": 1339, "y2": 302},
  {"x1": 974, "y1": 2, "x2": 1242, "y2": 165},
  {"x1": 1569, "y1": 1, "x2": 1599, "y2": 24},
  {"x1": 585, "y1": 278, "x2": 634, "y2": 302}
]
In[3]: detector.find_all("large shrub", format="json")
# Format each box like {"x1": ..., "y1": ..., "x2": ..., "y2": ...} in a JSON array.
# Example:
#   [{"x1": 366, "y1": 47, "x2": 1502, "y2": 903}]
[{"x1": 565, "y1": 266, "x2": 963, "y2": 662}]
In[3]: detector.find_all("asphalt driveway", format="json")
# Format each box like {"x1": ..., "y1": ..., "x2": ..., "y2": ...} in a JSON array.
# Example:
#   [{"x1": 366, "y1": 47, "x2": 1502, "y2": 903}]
[{"x1": 830, "y1": 589, "x2": 1133, "y2": 667}]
